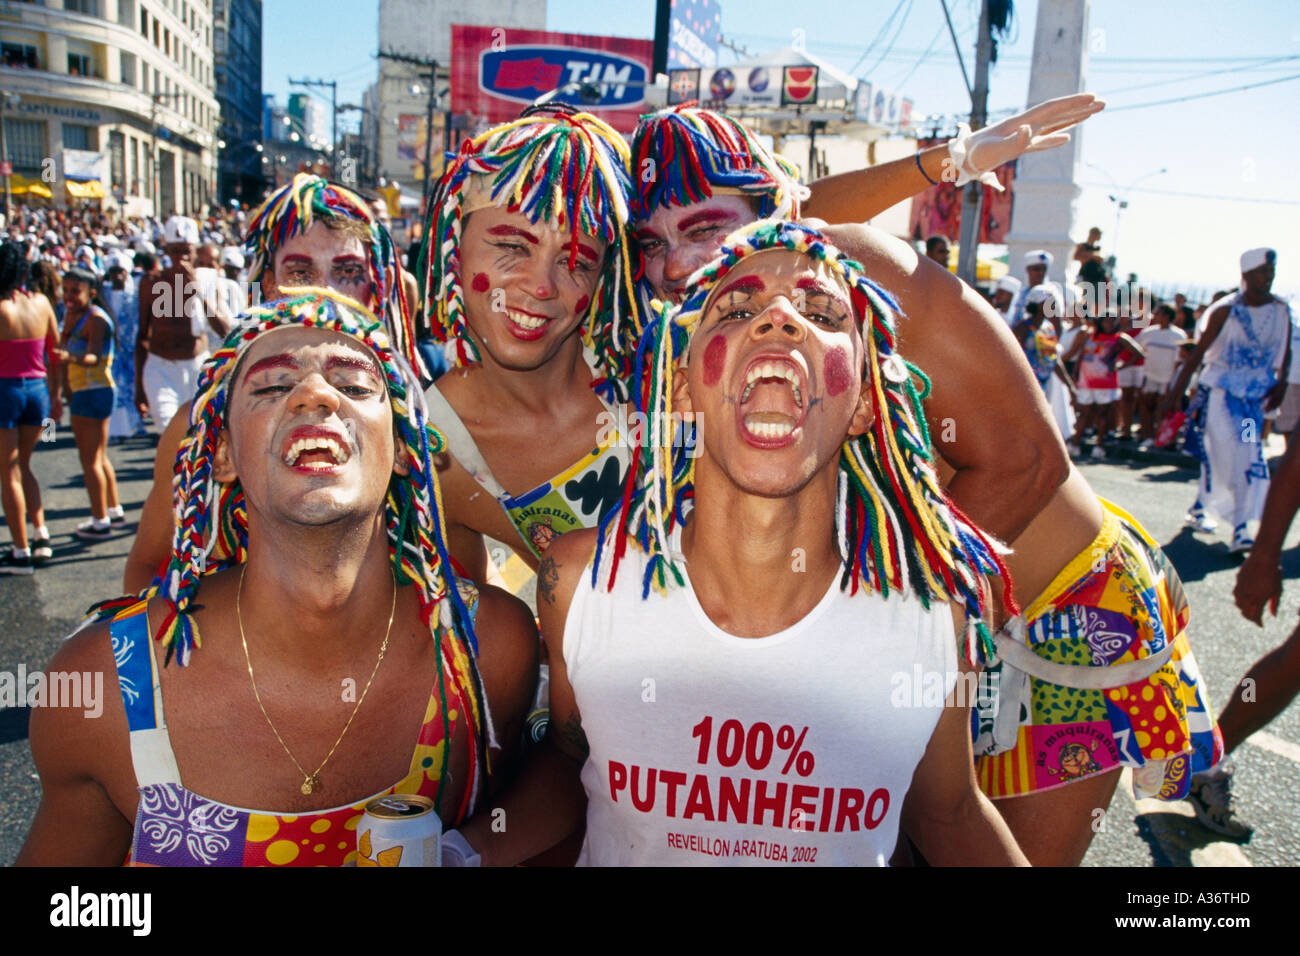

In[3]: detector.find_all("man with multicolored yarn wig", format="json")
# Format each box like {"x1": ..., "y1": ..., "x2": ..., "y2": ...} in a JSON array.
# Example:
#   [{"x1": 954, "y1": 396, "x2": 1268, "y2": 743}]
[
  {"x1": 627, "y1": 104, "x2": 1225, "y2": 866},
  {"x1": 417, "y1": 107, "x2": 642, "y2": 579},
  {"x1": 124, "y1": 174, "x2": 424, "y2": 592},
  {"x1": 20, "y1": 290, "x2": 537, "y2": 865},
  {"x1": 451, "y1": 221, "x2": 1028, "y2": 866}
]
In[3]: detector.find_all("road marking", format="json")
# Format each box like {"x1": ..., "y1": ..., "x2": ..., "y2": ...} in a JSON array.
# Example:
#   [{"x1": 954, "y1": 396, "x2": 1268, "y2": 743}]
[{"x1": 1244, "y1": 729, "x2": 1300, "y2": 764}]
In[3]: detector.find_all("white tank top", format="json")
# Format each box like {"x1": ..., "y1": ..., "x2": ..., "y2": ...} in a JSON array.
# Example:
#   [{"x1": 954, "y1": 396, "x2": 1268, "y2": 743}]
[{"x1": 566, "y1": 533, "x2": 959, "y2": 866}]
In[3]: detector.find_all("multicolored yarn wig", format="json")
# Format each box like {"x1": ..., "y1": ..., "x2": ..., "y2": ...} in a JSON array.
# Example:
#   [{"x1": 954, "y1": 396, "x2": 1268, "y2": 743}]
[
  {"x1": 593, "y1": 220, "x2": 1016, "y2": 666},
  {"x1": 418, "y1": 110, "x2": 638, "y2": 400},
  {"x1": 85, "y1": 289, "x2": 494, "y2": 784},
  {"x1": 243, "y1": 174, "x2": 420, "y2": 376},
  {"x1": 629, "y1": 104, "x2": 809, "y2": 223}
]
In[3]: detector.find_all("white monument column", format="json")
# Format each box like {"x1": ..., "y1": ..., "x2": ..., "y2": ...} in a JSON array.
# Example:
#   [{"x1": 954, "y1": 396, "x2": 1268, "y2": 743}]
[{"x1": 1005, "y1": 0, "x2": 1090, "y2": 286}]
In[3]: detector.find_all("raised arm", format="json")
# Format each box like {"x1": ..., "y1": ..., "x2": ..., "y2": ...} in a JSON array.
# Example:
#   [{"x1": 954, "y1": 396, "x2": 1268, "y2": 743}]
[
  {"x1": 455, "y1": 529, "x2": 597, "y2": 865},
  {"x1": 820, "y1": 222, "x2": 1069, "y2": 544},
  {"x1": 803, "y1": 94, "x2": 1105, "y2": 223}
]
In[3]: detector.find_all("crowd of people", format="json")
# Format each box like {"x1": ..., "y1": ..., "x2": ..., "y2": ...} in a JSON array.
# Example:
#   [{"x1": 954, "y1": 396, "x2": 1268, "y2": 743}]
[{"x1": 2, "y1": 91, "x2": 1296, "y2": 867}]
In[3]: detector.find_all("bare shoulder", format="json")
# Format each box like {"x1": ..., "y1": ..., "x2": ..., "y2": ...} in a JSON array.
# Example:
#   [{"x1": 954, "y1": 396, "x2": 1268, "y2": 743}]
[
  {"x1": 471, "y1": 583, "x2": 540, "y2": 679},
  {"x1": 537, "y1": 528, "x2": 599, "y2": 614}
]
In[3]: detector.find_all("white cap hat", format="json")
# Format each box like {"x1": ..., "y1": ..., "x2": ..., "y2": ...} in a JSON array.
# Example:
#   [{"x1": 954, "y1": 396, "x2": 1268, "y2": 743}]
[
  {"x1": 996, "y1": 275, "x2": 1023, "y2": 295},
  {"x1": 136, "y1": 239, "x2": 157, "y2": 255},
  {"x1": 163, "y1": 215, "x2": 200, "y2": 246},
  {"x1": 1026, "y1": 286, "x2": 1055, "y2": 306},
  {"x1": 1024, "y1": 249, "x2": 1053, "y2": 268},
  {"x1": 220, "y1": 246, "x2": 246, "y2": 269},
  {"x1": 1240, "y1": 247, "x2": 1276, "y2": 273},
  {"x1": 106, "y1": 250, "x2": 134, "y2": 273},
  {"x1": 43, "y1": 229, "x2": 57, "y2": 244},
  {"x1": 75, "y1": 244, "x2": 95, "y2": 260}
]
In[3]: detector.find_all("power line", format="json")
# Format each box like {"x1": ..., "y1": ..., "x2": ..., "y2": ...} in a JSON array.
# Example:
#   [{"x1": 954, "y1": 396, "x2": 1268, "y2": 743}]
[
  {"x1": 892, "y1": 21, "x2": 948, "y2": 90},
  {"x1": 845, "y1": 0, "x2": 910, "y2": 75},
  {"x1": 860, "y1": 0, "x2": 915, "y2": 78},
  {"x1": 1098, "y1": 54, "x2": 1300, "y2": 96},
  {"x1": 1077, "y1": 181, "x2": 1300, "y2": 206},
  {"x1": 1106, "y1": 71, "x2": 1300, "y2": 112}
]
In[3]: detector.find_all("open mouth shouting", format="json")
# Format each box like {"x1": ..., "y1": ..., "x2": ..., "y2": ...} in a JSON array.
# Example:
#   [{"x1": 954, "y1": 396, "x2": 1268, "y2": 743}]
[
  {"x1": 737, "y1": 354, "x2": 807, "y2": 447},
  {"x1": 281, "y1": 426, "x2": 353, "y2": 473},
  {"x1": 504, "y1": 307, "x2": 555, "y2": 341}
]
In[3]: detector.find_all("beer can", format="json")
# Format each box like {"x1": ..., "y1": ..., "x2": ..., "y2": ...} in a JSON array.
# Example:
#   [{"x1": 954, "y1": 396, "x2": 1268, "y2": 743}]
[{"x1": 356, "y1": 795, "x2": 441, "y2": 867}]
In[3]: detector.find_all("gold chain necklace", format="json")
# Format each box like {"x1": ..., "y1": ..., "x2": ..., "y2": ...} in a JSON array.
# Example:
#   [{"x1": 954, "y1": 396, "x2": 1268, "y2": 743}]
[{"x1": 237, "y1": 564, "x2": 396, "y2": 796}]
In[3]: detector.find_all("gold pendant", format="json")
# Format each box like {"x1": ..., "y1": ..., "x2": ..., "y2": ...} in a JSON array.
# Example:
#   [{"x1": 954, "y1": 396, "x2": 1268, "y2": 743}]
[{"x1": 301, "y1": 775, "x2": 319, "y2": 795}]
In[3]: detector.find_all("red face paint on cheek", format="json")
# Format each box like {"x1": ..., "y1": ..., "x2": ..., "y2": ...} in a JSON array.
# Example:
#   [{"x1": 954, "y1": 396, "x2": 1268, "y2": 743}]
[
  {"x1": 471, "y1": 272, "x2": 490, "y2": 293},
  {"x1": 574, "y1": 294, "x2": 590, "y2": 314},
  {"x1": 701, "y1": 335, "x2": 727, "y2": 387},
  {"x1": 824, "y1": 346, "x2": 853, "y2": 397}
]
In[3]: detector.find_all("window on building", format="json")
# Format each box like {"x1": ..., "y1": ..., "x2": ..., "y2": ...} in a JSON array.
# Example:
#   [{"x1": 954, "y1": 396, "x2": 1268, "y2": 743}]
[
  {"x1": 2, "y1": 118, "x2": 45, "y2": 171},
  {"x1": 2, "y1": 42, "x2": 41, "y2": 70},
  {"x1": 141, "y1": 7, "x2": 148, "y2": 37},
  {"x1": 109, "y1": 130, "x2": 124, "y2": 192},
  {"x1": 119, "y1": 51, "x2": 136, "y2": 87},
  {"x1": 67, "y1": 52, "x2": 94, "y2": 77},
  {"x1": 62, "y1": 123, "x2": 97, "y2": 151},
  {"x1": 119, "y1": 0, "x2": 135, "y2": 29},
  {"x1": 153, "y1": 19, "x2": 159, "y2": 47},
  {"x1": 130, "y1": 136, "x2": 140, "y2": 195},
  {"x1": 64, "y1": 0, "x2": 101, "y2": 17}
]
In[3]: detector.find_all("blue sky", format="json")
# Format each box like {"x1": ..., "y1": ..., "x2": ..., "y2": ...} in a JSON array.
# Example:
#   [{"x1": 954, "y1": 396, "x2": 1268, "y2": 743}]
[{"x1": 265, "y1": 1, "x2": 1300, "y2": 300}]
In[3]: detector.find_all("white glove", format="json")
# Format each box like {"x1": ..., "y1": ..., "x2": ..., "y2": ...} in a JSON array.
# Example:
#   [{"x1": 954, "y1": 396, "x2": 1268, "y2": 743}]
[{"x1": 441, "y1": 829, "x2": 482, "y2": 867}]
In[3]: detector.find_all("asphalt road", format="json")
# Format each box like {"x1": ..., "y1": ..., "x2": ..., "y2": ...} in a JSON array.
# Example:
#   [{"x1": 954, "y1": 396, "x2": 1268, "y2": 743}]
[{"x1": 1, "y1": 428, "x2": 1296, "y2": 867}]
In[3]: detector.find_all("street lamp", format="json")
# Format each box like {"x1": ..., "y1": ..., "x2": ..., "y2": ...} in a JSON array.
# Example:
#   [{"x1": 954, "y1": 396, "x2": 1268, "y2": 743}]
[{"x1": 1086, "y1": 163, "x2": 1168, "y2": 273}]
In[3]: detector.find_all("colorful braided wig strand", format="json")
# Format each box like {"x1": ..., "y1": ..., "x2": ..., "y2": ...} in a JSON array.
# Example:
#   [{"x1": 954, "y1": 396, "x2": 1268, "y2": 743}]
[
  {"x1": 86, "y1": 289, "x2": 494, "y2": 794},
  {"x1": 630, "y1": 104, "x2": 808, "y2": 222},
  {"x1": 417, "y1": 110, "x2": 638, "y2": 400},
  {"x1": 243, "y1": 174, "x2": 420, "y2": 376},
  {"x1": 593, "y1": 220, "x2": 1015, "y2": 666}
]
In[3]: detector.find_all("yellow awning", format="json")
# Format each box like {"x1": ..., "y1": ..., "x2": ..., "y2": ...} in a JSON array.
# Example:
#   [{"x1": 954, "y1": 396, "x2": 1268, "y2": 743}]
[
  {"x1": 65, "y1": 179, "x2": 105, "y2": 199},
  {"x1": 8, "y1": 173, "x2": 54, "y2": 199}
]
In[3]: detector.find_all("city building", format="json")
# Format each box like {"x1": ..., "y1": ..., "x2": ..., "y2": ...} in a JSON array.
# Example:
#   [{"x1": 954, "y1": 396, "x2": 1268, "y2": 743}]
[
  {"x1": 212, "y1": 0, "x2": 262, "y2": 206},
  {"x1": 0, "y1": 0, "x2": 221, "y2": 217},
  {"x1": 373, "y1": 0, "x2": 546, "y2": 199}
]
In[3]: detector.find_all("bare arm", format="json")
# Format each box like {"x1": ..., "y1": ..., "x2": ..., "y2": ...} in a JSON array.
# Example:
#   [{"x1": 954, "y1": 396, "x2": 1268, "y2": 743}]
[
  {"x1": 471, "y1": 584, "x2": 541, "y2": 794},
  {"x1": 803, "y1": 94, "x2": 1104, "y2": 223},
  {"x1": 135, "y1": 276, "x2": 154, "y2": 412},
  {"x1": 1167, "y1": 303, "x2": 1228, "y2": 403},
  {"x1": 458, "y1": 529, "x2": 597, "y2": 865},
  {"x1": 44, "y1": 301, "x2": 62, "y2": 421},
  {"x1": 820, "y1": 222, "x2": 1069, "y2": 544},
  {"x1": 1235, "y1": 437, "x2": 1300, "y2": 624},
  {"x1": 123, "y1": 403, "x2": 190, "y2": 592},
  {"x1": 901, "y1": 603, "x2": 1029, "y2": 866},
  {"x1": 17, "y1": 624, "x2": 135, "y2": 865}
]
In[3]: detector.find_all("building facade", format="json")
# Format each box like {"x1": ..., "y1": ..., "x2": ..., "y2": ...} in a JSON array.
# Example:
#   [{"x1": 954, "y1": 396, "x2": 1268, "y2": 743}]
[
  {"x1": 373, "y1": 0, "x2": 546, "y2": 198},
  {"x1": 212, "y1": 0, "x2": 261, "y2": 206},
  {"x1": 0, "y1": 0, "x2": 220, "y2": 218}
]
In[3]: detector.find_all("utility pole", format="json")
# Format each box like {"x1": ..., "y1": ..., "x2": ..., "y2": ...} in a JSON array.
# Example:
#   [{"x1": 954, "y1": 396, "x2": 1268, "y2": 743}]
[
  {"x1": 378, "y1": 50, "x2": 442, "y2": 211},
  {"x1": 289, "y1": 77, "x2": 339, "y2": 177},
  {"x1": 955, "y1": 0, "x2": 993, "y2": 285},
  {"x1": 0, "y1": 93, "x2": 14, "y2": 224}
]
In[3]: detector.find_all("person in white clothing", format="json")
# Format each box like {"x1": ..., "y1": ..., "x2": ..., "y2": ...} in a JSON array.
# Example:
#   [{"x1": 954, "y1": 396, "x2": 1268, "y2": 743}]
[
  {"x1": 446, "y1": 221, "x2": 1028, "y2": 867},
  {"x1": 1006, "y1": 249, "x2": 1064, "y2": 329},
  {"x1": 992, "y1": 274, "x2": 1022, "y2": 324},
  {"x1": 1135, "y1": 303, "x2": 1187, "y2": 447},
  {"x1": 1163, "y1": 248, "x2": 1292, "y2": 552}
]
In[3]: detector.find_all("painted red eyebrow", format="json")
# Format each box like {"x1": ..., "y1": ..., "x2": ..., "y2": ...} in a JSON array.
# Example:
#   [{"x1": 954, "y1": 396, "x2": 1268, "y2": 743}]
[
  {"x1": 486, "y1": 225, "x2": 539, "y2": 245},
  {"x1": 795, "y1": 277, "x2": 847, "y2": 301},
  {"x1": 633, "y1": 228, "x2": 661, "y2": 242},
  {"x1": 245, "y1": 354, "x2": 299, "y2": 376},
  {"x1": 331, "y1": 254, "x2": 365, "y2": 265},
  {"x1": 678, "y1": 208, "x2": 737, "y2": 231},
  {"x1": 716, "y1": 276, "x2": 766, "y2": 300},
  {"x1": 279, "y1": 255, "x2": 314, "y2": 267},
  {"x1": 325, "y1": 354, "x2": 381, "y2": 376},
  {"x1": 562, "y1": 241, "x2": 598, "y2": 262}
]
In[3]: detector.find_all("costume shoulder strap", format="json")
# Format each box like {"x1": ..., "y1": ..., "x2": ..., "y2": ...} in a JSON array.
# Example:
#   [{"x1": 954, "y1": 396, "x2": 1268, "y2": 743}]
[
  {"x1": 108, "y1": 602, "x2": 183, "y2": 787},
  {"x1": 423, "y1": 383, "x2": 511, "y2": 503}
]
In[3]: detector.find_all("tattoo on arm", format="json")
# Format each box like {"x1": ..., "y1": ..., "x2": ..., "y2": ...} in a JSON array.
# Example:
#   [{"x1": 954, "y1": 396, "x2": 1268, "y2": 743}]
[{"x1": 538, "y1": 554, "x2": 560, "y2": 606}]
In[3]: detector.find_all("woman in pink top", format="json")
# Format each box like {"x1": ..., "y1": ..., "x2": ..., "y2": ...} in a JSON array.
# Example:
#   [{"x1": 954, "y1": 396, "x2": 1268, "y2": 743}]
[
  {"x1": 0, "y1": 243, "x2": 61, "y2": 574},
  {"x1": 1063, "y1": 310, "x2": 1143, "y2": 459}
]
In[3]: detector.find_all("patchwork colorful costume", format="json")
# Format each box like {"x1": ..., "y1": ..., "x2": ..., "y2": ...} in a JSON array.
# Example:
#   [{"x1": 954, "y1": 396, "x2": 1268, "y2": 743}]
[
  {"x1": 110, "y1": 594, "x2": 484, "y2": 867},
  {"x1": 975, "y1": 500, "x2": 1223, "y2": 799}
]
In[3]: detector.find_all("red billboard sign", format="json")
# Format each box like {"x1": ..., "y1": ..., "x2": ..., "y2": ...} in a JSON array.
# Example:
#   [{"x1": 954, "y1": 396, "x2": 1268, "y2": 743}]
[{"x1": 451, "y1": 25, "x2": 654, "y2": 132}]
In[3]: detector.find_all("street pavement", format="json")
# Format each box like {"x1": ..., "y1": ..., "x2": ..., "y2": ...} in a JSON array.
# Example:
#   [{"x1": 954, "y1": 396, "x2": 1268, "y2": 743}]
[{"x1": 1, "y1": 427, "x2": 1297, "y2": 866}]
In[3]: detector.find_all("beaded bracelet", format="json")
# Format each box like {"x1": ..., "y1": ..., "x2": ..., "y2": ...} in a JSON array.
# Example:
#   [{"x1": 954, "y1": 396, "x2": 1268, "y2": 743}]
[{"x1": 914, "y1": 149, "x2": 940, "y2": 187}]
